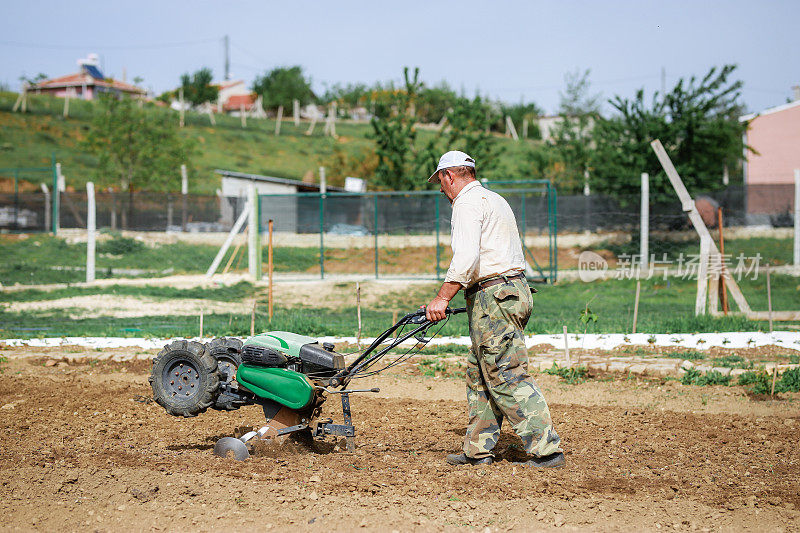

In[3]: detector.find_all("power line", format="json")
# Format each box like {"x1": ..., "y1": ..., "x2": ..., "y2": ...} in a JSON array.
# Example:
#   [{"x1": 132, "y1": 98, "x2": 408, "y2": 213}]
[{"x1": 0, "y1": 38, "x2": 219, "y2": 51}]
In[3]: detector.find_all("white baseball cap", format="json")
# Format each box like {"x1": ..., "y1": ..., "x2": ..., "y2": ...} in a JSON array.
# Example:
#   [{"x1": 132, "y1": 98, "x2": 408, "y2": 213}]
[{"x1": 428, "y1": 150, "x2": 476, "y2": 183}]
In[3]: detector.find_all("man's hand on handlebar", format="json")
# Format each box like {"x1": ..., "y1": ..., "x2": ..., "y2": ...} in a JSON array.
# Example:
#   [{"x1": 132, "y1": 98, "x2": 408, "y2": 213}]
[{"x1": 425, "y1": 296, "x2": 450, "y2": 322}]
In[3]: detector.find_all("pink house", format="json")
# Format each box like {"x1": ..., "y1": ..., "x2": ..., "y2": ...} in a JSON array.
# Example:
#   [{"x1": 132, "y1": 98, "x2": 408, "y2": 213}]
[
  {"x1": 32, "y1": 54, "x2": 146, "y2": 101},
  {"x1": 740, "y1": 94, "x2": 800, "y2": 219}
]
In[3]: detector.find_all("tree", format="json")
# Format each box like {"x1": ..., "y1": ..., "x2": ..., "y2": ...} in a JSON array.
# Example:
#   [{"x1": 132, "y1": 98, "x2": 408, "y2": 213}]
[
  {"x1": 179, "y1": 67, "x2": 218, "y2": 107},
  {"x1": 416, "y1": 81, "x2": 459, "y2": 124},
  {"x1": 370, "y1": 67, "x2": 426, "y2": 190},
  {"x1": 84, "y1": 95, "x2": 194, "y2": 194},
  {"x1": 589, "y1": 64, "x2": 746, "y2": 202},
  {"x1": 252, "y1": 66, "x2": 314, "y2": 110},
  {"x1": 558, "y1": 68, "x2": 601, "y2": 115},
  {"x1": 549, "y1": 69, "x2": 601, "y2": 192},
  {"x1": 20, "y1": 73, "x2": 48, "y2": 86},
  {"x1": 500, "y1": 101, "x2": 543, "y2": 139},
  {"x1": 442, "y1": 95, "x2": 499, "y2": 178}
]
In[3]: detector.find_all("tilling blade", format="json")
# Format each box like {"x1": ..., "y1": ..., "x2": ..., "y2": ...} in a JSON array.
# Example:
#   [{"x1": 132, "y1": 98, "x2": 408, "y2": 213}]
[{"x1": 213, "y1": 437, "x2": 250, "y2": 461}]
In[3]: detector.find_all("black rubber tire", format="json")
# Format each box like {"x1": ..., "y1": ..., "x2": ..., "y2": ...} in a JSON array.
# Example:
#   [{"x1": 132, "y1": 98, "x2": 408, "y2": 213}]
[
  {"x1": 149, "y1": 339, "x2": 220, "y2": 418},
  {"x1": 204, "y1": 337, "x2": 244, "y2": 411}
]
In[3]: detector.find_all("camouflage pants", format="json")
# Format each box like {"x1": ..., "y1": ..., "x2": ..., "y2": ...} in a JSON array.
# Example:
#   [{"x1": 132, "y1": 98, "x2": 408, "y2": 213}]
[{"x1": 464, "y1": 278, "x2": 561, "y2": 459}]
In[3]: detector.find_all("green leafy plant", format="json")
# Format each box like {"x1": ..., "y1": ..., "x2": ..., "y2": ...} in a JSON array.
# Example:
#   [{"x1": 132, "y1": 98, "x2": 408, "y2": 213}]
[
  {"x1": 738, "y1": 370, "x2": 772, "y2": 394},
  {"x1": 778, "y1": 367, "x2": 800, "y2": 393},
  {"x1": 543, "y1": 363, "x2": 588, "y2": 385},
  {"x1": 738, "y1": 368, "x2": 800, "y2": 395},
  {"x1": 713, "y1": 355, "x2": 753, "y2": 369},
  {"x1": 579, "y1": 306, "x2": 598, "y2": 325},
  {"x1": 681, "y1": 368, "x2": 730, "y2": 386},
  {"x1": 665, "y1": 350, "x2": 704, "y2": 361}
]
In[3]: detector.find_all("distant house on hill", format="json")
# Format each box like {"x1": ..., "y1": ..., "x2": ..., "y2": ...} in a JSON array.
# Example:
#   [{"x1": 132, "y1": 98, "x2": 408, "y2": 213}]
[
  {"x1": 739, "y1": 87, "x2": 800, "y2": 223},
  {"x1": 32, "y1": 54, "x2": 146, "y2": 100},
  {"x1": 213, "y1": 80, "x2": 257, "y2": 113},
  {"x1": 536, "y1": 114, "x2": 595, "y2": 142}
]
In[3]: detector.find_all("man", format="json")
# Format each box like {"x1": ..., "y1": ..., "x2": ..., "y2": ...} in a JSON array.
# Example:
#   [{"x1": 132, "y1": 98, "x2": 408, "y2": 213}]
[{"x1": 425, "y1": 150, "x2": 565, "y2": 468}]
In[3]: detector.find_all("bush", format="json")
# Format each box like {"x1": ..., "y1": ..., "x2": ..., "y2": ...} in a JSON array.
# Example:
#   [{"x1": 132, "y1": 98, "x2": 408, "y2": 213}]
[
  {"x1": 713, "y1": 355, "x2": 753, "y2": 369},
  {"x1": 98, "y1": 236, "x2": 146, "y2": 255},
  {"x1": 737, "y1": 368, "x2": 800, "y2": 395},
  {"x1": 777, "y1": 367, "x2": 800, "y2": 393},
  {"x1": 681, "y1": 368, "x2": 731, "y2": 386}
]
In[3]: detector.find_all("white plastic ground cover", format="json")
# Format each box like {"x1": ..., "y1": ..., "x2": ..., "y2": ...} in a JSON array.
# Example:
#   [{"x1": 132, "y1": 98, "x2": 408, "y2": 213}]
[{"x1": 2, "y1": 331, "x2": 798, "y2": 351}]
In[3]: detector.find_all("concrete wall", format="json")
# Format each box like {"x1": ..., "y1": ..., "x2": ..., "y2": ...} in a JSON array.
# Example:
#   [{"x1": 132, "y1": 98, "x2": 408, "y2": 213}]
[{"x1": 746, "y1": 102, "x2": 800, "y2": 186}]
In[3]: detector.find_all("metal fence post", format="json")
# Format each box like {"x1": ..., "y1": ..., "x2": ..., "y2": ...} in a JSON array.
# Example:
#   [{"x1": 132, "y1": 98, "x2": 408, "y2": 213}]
[
  {"x1": 435, "y1": 195, "x2": 440, "y2": 280},
  {"x1": 374, "y1": 193, "x2": 378, "y2": 279},
  {"x1": 51, "y1": 155, "x2": 58, "y2": 235},
  {"x1": 247, "y1": 184, "x2": 261, "y2": 281},
  {"x1": 319, "y1": 193, "x2": 324, "y2": 279},
  {"x1": 520, "y1": 192, "x2": 526, "y2": 246},
  {"x1": 641, "y1": 172, "x2": 649, "y2": 271},
  {"x1": 181, "y1": 164, "x2": 188, "y2": 232},
  {"x1": 549, "y1": 182, "x2": 558, "y2": 283},
  {"x1": 86, "y1": 182, "x2": 96, "y2": 283},
  {"x1": 13, "y1": 169, "x2": 19, "y2": 230}
]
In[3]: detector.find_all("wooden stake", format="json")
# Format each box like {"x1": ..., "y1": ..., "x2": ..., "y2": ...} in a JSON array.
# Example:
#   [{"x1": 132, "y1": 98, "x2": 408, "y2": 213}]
[
  {"x1": 205, "y1": 101, "x2": 216, "y2": 126},
  {"x1": 234, "y1": 228, "x2": 248, "y2": 271},
  {"x1": 250, "y1": 299, "x2": 256, "y2": 337},
  {"x1": 63, "y1": 88, "x2": 70, "y2": 118},
  {"x1": 179, "y1": 88, "x2": 184, "y2": 128},
  {"x1": 632, "y1": 280, "x2": 641, "y2": 334},
  {"x1": 356, "y1": 282, "x2": 362, "y2": 349},
  {"x1": 222, "y1": 240, "x2": 242, "y2": 274},
  {"x1": 771, "y1": 365, "x2": 778, "y2": 398},
  {"x1": 199, "y1": 309, "x2": 204, "y2": 338},
  {"x1": 240, "y1": 103, "x2": 247, "y2": 128},
  {"x1": 766, "y1": 263, "x2": 773, "y2": 334},
  {"x1": 717, "y1": 207, "x2": 728, "y2": 314},
  {"x1": 563, "y1": 326, "x2": 571, "y2": 366},
  {"x1": 305, "y1": 113, "x2": 317, "y2": 136},
  {"x1": 268, "y1": 219, "x2": 274, "y2": 321},
  {"x1": 274, "y1": 105, "x2": 283, "y2": 136},
  {"x1": 695, "y1": 236, "x2": 711, "y2": 316}
]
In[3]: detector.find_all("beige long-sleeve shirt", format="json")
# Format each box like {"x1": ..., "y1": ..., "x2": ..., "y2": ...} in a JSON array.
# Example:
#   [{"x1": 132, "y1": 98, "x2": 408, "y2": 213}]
[{"x1": 444, "y1": 181, "x2": 525, "y2": 287}]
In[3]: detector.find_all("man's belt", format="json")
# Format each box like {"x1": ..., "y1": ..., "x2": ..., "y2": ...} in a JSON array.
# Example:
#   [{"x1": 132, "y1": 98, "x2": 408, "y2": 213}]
[{"x1": 465, "y1": 272, "x2": 525, "y2": 299}]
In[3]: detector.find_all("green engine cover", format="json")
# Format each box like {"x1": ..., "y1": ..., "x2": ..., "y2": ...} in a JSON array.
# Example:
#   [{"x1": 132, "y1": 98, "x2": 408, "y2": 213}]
[
  {"x1": 236, "y1": 364, "x2": 315, "y2": 410},
  {"x1": 243, "y1": 331, "x2": 316, "y2": 358}
]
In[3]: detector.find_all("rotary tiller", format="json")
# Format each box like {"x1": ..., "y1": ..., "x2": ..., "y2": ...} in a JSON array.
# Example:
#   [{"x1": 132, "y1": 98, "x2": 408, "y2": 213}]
[{"x1": 149, "y1": 306, "x2": 465, "y2": 460}]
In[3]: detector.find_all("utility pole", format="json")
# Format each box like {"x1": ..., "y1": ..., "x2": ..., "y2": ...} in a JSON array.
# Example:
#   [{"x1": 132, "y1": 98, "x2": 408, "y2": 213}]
[
  {"x1": 661, "y1": 66, "x2": 666, "y2": 95},
  {"x1": 224, "y1": 35, "x2": 230, "y2": 81}
]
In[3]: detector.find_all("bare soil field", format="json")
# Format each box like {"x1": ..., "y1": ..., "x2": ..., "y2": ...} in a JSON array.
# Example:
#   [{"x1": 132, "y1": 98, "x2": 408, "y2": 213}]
[
  {"x1": 318, "y1": 246, "x2": 599, "y2": 275},
  {"x1": 1, "y1": 351, "x2": 799, "y2": 532}
]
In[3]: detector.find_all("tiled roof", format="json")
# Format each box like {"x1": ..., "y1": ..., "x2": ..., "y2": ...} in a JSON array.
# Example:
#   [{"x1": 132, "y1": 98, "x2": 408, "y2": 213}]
[
  {"x1": 223, "y1": 93, "x2": 256, "y2": 111},
  {"x1": 214, "y1": 80, "x2": 244, "y2": 89},
  {"x1": 34, "y1": 71, "x2": 146, "y2": 94}
]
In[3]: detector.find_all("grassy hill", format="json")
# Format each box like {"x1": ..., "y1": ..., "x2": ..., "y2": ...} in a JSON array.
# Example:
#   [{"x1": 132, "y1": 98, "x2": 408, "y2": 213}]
[{"x1": 0, "y1": 91, "x2": 535, "y2": 194}]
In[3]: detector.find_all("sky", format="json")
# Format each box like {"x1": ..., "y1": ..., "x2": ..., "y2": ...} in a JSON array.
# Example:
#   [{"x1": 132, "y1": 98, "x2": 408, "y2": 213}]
[{"x1": 1, "y1": 0, "x2": 798, "y2": 115}]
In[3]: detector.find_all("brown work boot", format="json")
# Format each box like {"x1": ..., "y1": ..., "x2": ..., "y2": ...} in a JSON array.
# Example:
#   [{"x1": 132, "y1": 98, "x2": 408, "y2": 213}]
[
  {"x1": 519, "y1": 452, "x2": 566, "y2": 468},
  {"x1": 445, "y1": 453, "x2": 492, "y2": 466}
]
